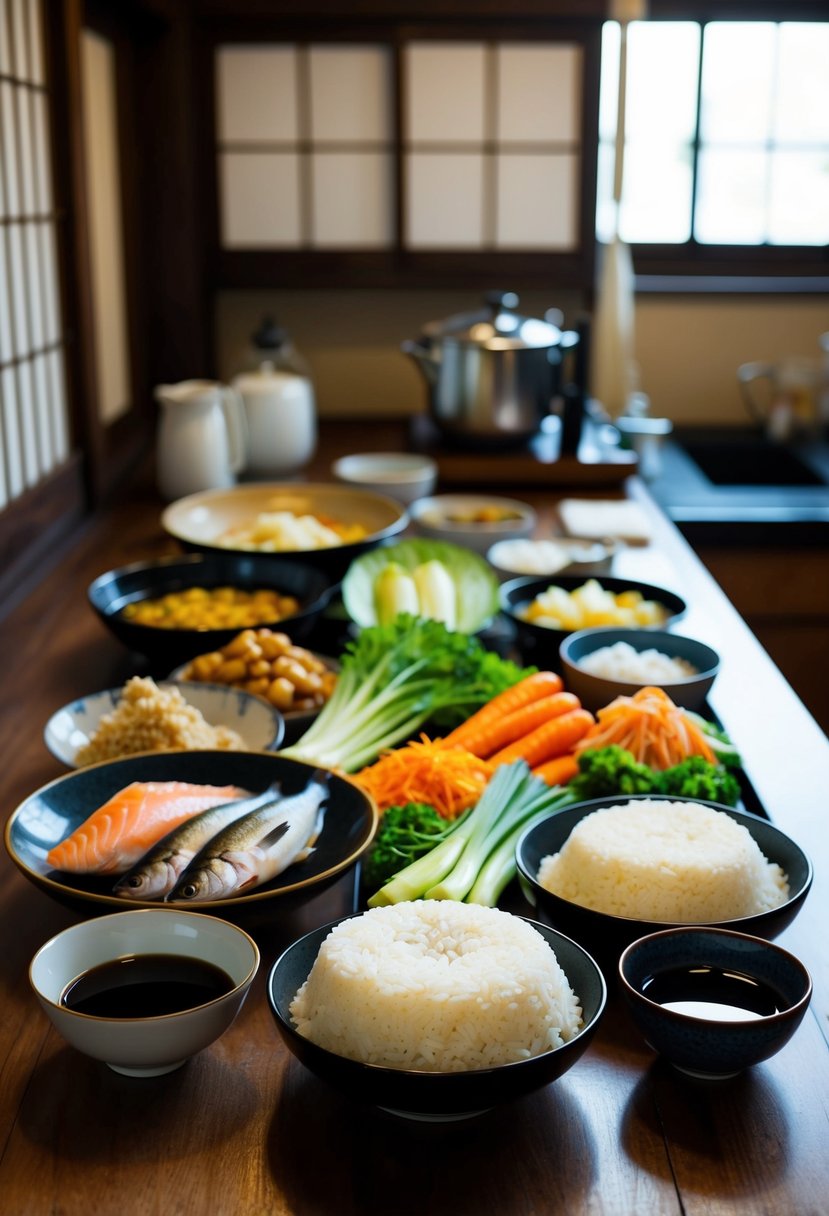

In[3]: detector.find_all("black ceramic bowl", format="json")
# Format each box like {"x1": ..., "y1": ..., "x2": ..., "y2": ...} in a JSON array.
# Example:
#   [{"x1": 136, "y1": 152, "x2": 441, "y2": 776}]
[
  {"x1": 618, "y1": 926, "x2": 813, "y2": 1079},
  {"x1": 516, "y1": 795, "x2": 813, "y2": 978},
  {"x1": 88, "y1": 552, "x2": 336, "y2": 669},
  {"x1": 500, "y1": 575, "x2": 687, "y2": 672},
  {"x1": 267, "y1": 914, "x2": 606, "y2": 1121},
  {"x1": 160, "y1": 482, "x2": 409, "y2": 580},
  {"x1": 5, "y1": 750, "x2": 377, "y2": 922},
  {"x1": 560, "y1": 627, "x2": 720, "y2": 713}
]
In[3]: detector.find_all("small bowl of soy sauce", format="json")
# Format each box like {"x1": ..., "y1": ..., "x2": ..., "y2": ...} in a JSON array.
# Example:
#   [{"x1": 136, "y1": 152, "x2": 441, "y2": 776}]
[
  {"x1": 29, "y1": 909, "x2": 259, "y2": 1076},
  {"x1": 618, "y1": 926, "x2": 812, "y2": 1080}
]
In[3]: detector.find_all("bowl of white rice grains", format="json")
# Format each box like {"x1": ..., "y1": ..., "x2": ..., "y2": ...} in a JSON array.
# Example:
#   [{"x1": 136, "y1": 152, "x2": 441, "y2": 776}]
[
  {"x1": 559, "y1": 627, "x2": 720, "y2": 713},
  {"x1": 516, "y1": 795, "x2": 813, "y2": 976},
  {"x1": 267, "y1": 901, "x2": 607, "y2": 1121}
]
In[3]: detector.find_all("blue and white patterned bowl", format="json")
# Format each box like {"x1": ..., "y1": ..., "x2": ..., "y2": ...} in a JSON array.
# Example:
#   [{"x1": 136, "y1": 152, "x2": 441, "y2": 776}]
[
  {"x1": 618, "y1": 926, "x2": 813, "y2": 1079},
  {"x1": 44, "y1": 681, "x2": 285, "y2": 767}
]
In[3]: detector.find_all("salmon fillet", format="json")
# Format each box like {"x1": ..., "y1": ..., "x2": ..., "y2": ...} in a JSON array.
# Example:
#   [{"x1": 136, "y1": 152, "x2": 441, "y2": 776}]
[{"x1": 46, "y1": 781, "x2": 244, "y2": 875}]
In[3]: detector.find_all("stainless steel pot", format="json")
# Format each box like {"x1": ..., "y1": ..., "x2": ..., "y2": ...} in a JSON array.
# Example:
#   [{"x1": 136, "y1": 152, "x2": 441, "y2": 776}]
[{"x1": 402, "y1": 291, "x2": 575, "y2": 444}]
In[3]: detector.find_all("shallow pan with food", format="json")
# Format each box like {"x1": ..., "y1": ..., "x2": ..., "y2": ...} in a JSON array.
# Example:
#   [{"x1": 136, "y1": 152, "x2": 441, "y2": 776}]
[
  {"x1": 5, "y1": 750, "x2": 377, "y2": 920},
  {"x1": 516, "y1": 794, "x2": 812, "y2": 977},
  {"x1": 88, "y1": 552, "x2": 336, "y2": 670},
  {"x1": 44, "y1": 681, "x2": 285, "y2": 768},
  {"x1": 500, "y1": 574, "x2": 687, "y2": 671},
  {"x1": 267, "y1": 913, "x2": 606, "y2": 1120},
  {"x1": 161, "y1": 482, "x2": 408, "y2": 579}
]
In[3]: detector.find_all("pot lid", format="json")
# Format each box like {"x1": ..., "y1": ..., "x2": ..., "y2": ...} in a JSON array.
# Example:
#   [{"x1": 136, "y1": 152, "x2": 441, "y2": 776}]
[
  {"x1": 420, "y1": 291, "x2": 563, "y2": 351},
  {"x1": 233, "y1": 360, "x2": 307, "y2": 390}
]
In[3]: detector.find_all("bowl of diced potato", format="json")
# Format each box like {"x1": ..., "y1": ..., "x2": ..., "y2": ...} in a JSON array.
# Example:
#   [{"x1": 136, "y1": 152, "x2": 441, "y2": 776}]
[
  {"x1": 500, "y1": 576, "x2": 687, "y2": 672},
  {"x1": 88, "y1": 553, "x2": 337, "y2": 671}
]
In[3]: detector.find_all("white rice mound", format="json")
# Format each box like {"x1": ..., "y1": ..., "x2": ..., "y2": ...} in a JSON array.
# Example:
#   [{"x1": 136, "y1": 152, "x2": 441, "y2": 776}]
[
  {"x1": 289, "y1": 901, "x2": 583, "y2": 1072},
  {"x1": 578, "y1": 641, "x2": 698, "y2": 682},
  {"x1": 537, "y1": 799, "x2": 789, "y2": 923}
]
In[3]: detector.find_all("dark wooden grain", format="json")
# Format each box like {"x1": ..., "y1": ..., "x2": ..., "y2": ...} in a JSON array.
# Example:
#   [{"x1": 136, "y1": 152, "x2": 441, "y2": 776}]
[{"x1": 0, "y1": 421, "x2": 826, "y2": 1216}]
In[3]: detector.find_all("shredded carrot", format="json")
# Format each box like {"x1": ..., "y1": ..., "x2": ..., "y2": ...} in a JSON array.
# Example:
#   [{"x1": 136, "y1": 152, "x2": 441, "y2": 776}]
[
  {"x1": 354, "y1": 735, "x2": 494, "y2": 819},
  {"x1": 575, "y1": 686, "x2": 716, "y2": 769}
]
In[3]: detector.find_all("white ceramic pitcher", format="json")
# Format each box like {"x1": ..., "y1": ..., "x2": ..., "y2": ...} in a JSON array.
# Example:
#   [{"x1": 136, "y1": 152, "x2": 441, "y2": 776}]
[
  {"x1": 232, "y1": 361, "x2": 316, "y2": 477},
  {"x1": 154, "y1": 380, "x2": 248, "y2": 501}
]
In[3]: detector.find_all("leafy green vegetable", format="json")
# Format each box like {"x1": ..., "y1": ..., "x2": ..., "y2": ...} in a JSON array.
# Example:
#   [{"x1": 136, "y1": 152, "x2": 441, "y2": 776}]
[
  {"x1": 367, "y1": 761, "x2": 574, "y2": 908},
  {"x1": 362, "y1": 802, "x2": 464, "y2": 889},
  {"x1": 342, "y1": 538, "x2": 499, "y2": 633},
  {"x1": 569, "y1": 745, "x2": 657, "y2": 801},
  {"x1": 654, "y1": 755, "x2": 741, "y2": 806},
  {"x1": 567, "y1": 744, "x2": 741, "y2": 808},
  {"x1": 279, "y1": 616, "x2": 533, "y2": 772}
]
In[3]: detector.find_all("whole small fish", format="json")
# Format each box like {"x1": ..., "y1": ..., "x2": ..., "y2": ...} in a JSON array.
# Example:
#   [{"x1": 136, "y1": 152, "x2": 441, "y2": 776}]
[
  {"x1": 167, "y1": 770, "x2": 330, "y2": 902},
  {"x1": 112, "y1": 780, "x2": 283, "y2": 902}
]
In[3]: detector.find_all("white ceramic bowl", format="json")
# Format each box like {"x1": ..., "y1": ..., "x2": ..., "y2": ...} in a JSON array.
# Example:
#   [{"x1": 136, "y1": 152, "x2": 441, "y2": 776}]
[
  {"x1": 331, "y1": 452, "x2": 438, "y2": 505},
  {"x1": 29, "y1": 909, "x2": 259, "y2": 1076},
  {"x1": 409, "y1": 494, "x2": 536, "y2": 555},
  {"x1": 44, "y1": 681, "x2": 285, "y2": 768}
]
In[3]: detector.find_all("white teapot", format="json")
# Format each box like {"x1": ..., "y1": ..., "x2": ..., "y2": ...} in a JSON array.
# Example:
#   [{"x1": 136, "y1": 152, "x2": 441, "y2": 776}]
[
  {"x1": 232, "y1": 361, "x2": 316, "y2": 477},
  {"x1": 154, "y1": 380, "x2": 248, "y2": 501}
]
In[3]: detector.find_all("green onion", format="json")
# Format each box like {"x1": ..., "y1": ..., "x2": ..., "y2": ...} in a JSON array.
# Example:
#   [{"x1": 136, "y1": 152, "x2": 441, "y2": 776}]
[{"x1": 367, "y1": 760, "x2": 575, "y2": 907}]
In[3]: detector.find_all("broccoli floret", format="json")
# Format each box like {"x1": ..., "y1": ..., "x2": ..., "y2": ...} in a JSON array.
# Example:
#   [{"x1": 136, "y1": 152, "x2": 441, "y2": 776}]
[
  {"x1": 569, "y1": 745, "x2": 657, "y2": 801},
  {"x1": 362, "y1": 802, "x2": 461, "y2": 889},
  {"x1": 655, "y1": 756, "x2": 741, "y2": 806}
]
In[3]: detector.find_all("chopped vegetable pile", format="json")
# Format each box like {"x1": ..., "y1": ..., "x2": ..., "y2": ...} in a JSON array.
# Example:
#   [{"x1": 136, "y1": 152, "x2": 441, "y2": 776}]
[
  {"x1": 575, "y1": 685, "x2": 721, "y2": 769},
  {"x1": 355, "y1": 735, "x2": 492, "y2": 819}
]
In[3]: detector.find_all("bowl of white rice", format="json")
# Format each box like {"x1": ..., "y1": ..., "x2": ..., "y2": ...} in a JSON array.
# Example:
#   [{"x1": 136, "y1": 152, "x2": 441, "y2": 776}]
[
  {"x1": 267, "y1": 901, "x2": 606, "y2": 1120},
  {"x1": 559, "y1": 627, "x2": 720, "y2": 712},
  {"x1": 516, "y1": 795, "x2": 812, "y2": 975}
]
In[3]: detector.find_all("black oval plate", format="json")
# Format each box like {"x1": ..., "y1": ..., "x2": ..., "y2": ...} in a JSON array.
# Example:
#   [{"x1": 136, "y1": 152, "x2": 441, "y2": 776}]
[{"x1": 5, "y1": 750, "x2": 377, "y2": 918}]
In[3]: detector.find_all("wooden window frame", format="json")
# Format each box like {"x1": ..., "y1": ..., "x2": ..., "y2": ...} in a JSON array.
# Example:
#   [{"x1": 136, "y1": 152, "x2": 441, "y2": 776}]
[{"x1": 195, "y1": 16, "x2": 604, "y2": 294}]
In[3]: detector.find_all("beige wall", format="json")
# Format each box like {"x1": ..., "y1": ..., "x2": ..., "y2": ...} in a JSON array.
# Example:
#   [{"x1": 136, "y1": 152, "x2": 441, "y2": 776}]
[{"x1": 215, "y1": 289, "x2": 829, "y2": 427}]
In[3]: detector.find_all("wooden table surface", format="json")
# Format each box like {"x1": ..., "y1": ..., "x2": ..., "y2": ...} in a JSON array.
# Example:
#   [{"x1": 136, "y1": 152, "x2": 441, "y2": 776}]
[{"x1": 0, "y1": 422, "x2": 827, "y2": 1216}]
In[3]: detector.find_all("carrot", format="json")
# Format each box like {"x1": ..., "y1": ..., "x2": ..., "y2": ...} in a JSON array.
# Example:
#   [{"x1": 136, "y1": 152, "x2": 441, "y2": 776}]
[
  {"x1": 532, "y1": 753, "x2": 580, "y2": 787},
  {"x1": 575, "y1": 686, "x2": 716, "y2": 769},
  {"x1": 488, "y1": 708, "x2": 594, "y2": 769},
  {"x1": 354, "y1": 735, "x2": 493, "y2": 819},
  {"x1": 441, "y1": 671, "x2": 563, "y2": 750},
  {"x1": 450, "y1": 691, "x2": 581, "y2": 760}
]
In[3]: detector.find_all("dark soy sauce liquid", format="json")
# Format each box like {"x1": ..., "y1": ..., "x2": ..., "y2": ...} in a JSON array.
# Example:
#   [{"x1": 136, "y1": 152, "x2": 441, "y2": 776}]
[
  {"x1": 642, "y1": 965, "x2": 785, "y2": 1022},
  {"x1": 61, "y1": 954, "x2": 235, "y2": 1018}
]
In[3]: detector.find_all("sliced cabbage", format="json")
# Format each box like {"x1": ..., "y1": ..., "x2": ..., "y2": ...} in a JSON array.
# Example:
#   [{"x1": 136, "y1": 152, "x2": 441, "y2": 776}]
[{"x1": 343, "y1": 538, "x2": 499, "y2": 633}]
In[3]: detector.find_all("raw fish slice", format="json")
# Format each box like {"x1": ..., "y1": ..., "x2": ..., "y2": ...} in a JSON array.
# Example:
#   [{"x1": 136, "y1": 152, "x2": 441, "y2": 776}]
[{"x1": 46, "y1": 781, "x2": 245, "y2": 875}]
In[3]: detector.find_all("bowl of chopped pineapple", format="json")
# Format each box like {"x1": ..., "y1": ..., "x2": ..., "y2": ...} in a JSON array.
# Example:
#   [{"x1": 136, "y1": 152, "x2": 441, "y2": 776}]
[{"x1": 500, "y1": 575, "x2": 687, "y2": 671}]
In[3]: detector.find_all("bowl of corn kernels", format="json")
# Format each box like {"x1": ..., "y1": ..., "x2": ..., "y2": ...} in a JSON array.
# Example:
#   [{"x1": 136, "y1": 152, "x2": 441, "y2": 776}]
[
  {"x1": 169, "y1": 630, "x2": 339, "y2": 746},
  {"x1": 88, "y1": 553, "x2": 337, "y2": 672}
]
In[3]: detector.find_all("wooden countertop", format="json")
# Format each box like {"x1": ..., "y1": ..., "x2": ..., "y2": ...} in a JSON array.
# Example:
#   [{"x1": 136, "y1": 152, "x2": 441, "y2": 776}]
[{"x1": 0, "y1": 421, "x2": 827, "y2": 1216}]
